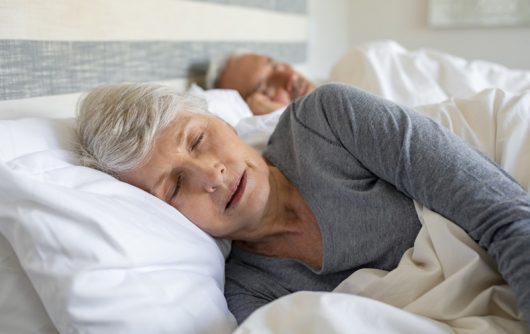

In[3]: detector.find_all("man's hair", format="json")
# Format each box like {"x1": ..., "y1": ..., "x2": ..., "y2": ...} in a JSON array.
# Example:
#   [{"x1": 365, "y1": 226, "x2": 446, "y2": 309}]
[
  {"x1": 76, "y1": 83, "x2": 208, "y2": 176},
  {"x1": 205, "y1": 50, "x2": 252, "y2": 89}
]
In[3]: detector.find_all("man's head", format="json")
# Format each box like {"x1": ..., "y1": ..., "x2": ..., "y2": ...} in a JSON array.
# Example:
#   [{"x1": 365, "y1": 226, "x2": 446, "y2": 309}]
[{"x1": 207, "y1": 52, "x2": 316, "y2": 115}]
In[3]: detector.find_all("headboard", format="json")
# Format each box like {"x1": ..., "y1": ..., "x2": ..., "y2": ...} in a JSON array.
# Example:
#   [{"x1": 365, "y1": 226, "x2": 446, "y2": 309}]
[{"x1": 0, "y1": 0, "x2": 308, "y2": 101}]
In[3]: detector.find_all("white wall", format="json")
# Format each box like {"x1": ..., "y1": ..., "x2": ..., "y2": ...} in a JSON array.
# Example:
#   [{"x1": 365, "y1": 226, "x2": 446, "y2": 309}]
[
  {"x1": 307, "y1": 0, "x2": 354, "y2": 81},
  {"x1": 307, "y1": 0, "x2": 530, "y2": 80}
]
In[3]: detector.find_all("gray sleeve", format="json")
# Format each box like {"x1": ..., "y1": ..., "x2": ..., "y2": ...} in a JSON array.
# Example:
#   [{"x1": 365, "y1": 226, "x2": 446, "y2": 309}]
[
  {"x1": 224, "y1": 259, "x2": 290, "y2": 325},
  {"x1": 224, "y1": 280, "x2": 267, "y2": 325},
  {"x1": 291, "y1": 83, "x2": 530, "y2": 323}
]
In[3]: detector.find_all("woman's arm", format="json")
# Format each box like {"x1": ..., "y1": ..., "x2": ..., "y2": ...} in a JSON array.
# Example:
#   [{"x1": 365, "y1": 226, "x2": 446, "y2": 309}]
[
  {"x1": 292, "y1": 83, "x2": 530, "y2": 322},
  {"x1": 225, "y1": 258, "x2": 289, "y2": 325}
]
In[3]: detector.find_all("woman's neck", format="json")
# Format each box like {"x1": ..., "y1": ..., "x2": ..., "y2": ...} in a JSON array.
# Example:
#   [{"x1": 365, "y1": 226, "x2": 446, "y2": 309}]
[{"x1": 233, "y1": 164, "x2": 316, "y2": 255}]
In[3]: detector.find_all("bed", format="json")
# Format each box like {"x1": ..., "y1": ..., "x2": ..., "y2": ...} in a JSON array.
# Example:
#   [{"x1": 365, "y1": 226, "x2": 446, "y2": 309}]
[{"x1": 1, "y1": 1, "x2": 530, "y2": 334}]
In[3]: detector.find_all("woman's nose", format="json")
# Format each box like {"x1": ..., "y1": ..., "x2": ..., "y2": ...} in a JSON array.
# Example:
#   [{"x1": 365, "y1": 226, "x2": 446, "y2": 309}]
[{"x1": 195, "y1": 159, "x2": 226, "y2": 192}]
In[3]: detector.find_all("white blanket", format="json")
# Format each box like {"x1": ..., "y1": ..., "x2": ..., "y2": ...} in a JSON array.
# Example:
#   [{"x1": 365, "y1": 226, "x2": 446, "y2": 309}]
[
  {"x1": 329, "y1": 40, "x2": 530, "y2": 107},
  {"x1": 234, "y1": 90, "x2": 530, "y2": 333}
]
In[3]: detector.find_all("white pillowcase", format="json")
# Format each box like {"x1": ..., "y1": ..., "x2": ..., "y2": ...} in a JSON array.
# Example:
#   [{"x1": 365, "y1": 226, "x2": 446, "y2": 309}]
[
  {"x1": 188, "y1": 84, "x2": 253, "y2": 126},
  {"x1": 0, "y1": 234, "x2": 58, "y2": 334},
  {"x1": 235, "y1": 108, "x2": 285, "y2": 153},
  {"x1": 0, "y1": 118, "x2": 236, "y2": 334}
]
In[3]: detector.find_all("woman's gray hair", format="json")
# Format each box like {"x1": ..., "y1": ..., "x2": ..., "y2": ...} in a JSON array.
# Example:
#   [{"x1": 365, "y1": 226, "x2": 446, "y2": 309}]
[{"x1": 76, "y1": 83, "x2": 208, "y2": 176}]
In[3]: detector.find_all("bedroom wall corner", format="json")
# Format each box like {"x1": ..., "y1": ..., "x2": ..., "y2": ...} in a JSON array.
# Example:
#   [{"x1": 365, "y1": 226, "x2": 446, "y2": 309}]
[{"x1": 306, "y1": 0, "x2": 355, "y2": 82}]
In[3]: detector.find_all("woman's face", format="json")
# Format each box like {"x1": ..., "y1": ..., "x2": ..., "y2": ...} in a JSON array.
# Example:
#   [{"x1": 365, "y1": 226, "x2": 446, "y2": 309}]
[{"x1": 120, "y1": 112, "x2": 271, "y2": 239}]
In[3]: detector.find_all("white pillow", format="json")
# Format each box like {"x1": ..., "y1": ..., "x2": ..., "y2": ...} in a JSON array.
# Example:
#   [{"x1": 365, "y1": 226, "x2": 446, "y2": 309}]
[
  {"x1": 188, "y1": 84, "x2": 253, "y2": 126},
  {"x1": 0, "y1": 234, "x2": 58, "y2": 334},
  {"x1": 0, "y1": 118, "x2": 236, "y2": 334},
  {"x1": 235, "y1": 108, "x2": 285, "y2": 153}
]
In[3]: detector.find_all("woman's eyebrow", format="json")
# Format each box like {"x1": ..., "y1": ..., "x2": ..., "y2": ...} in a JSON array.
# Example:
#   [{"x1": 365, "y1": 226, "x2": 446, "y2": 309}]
[
  {"x1": 149, "y1": 121, "x2": 190, "y2": 199},
  {"x1": 174, "y1": 130, "x2": 186, "y2": 150},
  {"x1": 171, "y1": 117, "x2": 192, "y2": 151},
  {"x1": 151, "y1": 171, "x2": 171, "y2": 200}
]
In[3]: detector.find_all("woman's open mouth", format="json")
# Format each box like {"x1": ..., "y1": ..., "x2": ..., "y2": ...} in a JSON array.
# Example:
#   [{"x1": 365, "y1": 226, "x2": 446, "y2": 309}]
[{"x1": 225, "y1": 171, "x2": 247, "y2": 210}]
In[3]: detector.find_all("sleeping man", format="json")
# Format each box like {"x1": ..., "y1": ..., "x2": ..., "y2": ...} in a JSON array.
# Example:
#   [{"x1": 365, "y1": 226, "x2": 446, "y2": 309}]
[
  {"x1": 206, "y1": 51, "x2": 316, "y2": 115},
  {"x1": 77, "y1": 82, "x2": 530, "y2": 326}
]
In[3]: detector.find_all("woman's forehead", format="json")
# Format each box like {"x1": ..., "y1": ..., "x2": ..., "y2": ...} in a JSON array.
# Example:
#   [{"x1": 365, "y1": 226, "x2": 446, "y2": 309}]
[{"x1": 160, "y1": 112, "x2": 205, "y2": 138}]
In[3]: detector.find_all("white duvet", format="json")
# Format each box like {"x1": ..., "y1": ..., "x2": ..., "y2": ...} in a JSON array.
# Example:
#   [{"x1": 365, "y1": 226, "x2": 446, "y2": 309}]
[
  {"x1": 235, "y1": 42, "x2": 530, "y2": 333},
  {"x1": 329, "y1": 40, "x2": 530, "y2": 107}
]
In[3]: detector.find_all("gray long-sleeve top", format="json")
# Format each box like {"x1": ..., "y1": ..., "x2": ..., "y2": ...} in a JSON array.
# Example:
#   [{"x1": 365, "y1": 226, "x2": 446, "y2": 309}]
[{"x1": 225, "y1": 84, "x2": 530, "y2": 325}]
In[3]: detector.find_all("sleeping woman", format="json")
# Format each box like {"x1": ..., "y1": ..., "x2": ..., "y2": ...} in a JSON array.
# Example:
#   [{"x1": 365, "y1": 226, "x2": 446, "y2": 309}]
[{"x1": 76, "y1": 83, "x2": 530, "y2": 325}]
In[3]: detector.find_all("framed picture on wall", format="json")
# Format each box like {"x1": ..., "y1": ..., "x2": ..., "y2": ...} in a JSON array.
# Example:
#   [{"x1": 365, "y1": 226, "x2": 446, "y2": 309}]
[{"x1": 429, "y1": 0, "x2": 530, "y2": 27}]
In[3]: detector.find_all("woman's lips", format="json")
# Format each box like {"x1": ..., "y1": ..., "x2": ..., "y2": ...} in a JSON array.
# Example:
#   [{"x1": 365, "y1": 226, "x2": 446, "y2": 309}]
[{"x1": 226, "y1": 171, "x2": 247, "y2": 210}]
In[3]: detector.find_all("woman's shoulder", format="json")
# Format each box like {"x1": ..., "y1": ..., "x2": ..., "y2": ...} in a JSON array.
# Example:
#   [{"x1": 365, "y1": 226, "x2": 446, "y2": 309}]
[{"x1": 270, "y1": 84, "x2": 364, "y2": 146}]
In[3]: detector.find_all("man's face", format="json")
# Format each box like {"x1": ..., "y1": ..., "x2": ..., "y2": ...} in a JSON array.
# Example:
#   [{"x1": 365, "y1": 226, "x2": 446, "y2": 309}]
[
  {"x1": 217, "y1": 54, "x2": 316, "y2": 106},
  {"x1": 119, "y1": 112, "x2": 272, "y2": 239}
]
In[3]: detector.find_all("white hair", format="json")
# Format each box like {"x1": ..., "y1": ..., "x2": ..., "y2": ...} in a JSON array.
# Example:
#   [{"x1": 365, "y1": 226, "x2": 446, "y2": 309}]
[
  {"x1": 205, "y1": 50, "x2": 252, "y2": 89},
  {"x1": 76, "y1": 83, "x2": 208, "y2": 176}
]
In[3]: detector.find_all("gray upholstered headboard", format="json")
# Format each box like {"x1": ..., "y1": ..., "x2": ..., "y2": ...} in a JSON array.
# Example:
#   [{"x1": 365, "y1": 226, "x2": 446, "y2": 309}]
[{"x1": 0, "y1": 0, "x2": 308, "y2": 101}]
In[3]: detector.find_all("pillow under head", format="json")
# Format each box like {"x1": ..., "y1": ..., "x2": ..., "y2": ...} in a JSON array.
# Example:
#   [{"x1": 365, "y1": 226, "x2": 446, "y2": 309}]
[{"x1": 0, "y1": 117, "x2": 236, "y2": 334}]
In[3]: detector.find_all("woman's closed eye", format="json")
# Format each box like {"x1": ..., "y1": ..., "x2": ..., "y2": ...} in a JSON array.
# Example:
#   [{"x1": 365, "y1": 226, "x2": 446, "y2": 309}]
[
  {"x1": 172, "y1": 174, "x2": 183, "y2": 199},
  {"x1": 172, "y1": 132, "x2": 204, "y2": 199},
  {"x1": 190, "y1": 132, "x2": 204, "y2": 151}
]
